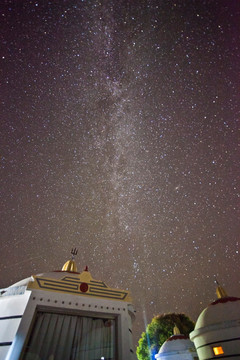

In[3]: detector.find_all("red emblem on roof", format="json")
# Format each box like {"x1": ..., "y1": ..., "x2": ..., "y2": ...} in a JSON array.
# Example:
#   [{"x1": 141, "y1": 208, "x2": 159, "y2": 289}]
[{"x1": 80, "y1": 282, "x2": 88, "y2": 293}]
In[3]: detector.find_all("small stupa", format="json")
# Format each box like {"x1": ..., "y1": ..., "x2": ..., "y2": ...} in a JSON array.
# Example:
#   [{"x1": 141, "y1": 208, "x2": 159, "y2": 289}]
[{"x1": 155, "y1": 325, "x2": 198, "y2": 359}]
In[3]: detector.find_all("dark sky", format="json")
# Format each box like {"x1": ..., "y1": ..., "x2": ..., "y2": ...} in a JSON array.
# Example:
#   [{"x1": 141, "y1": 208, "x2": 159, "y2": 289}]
[{"x1": 1, "y1": 0, "x2": 239, "y2": 347}]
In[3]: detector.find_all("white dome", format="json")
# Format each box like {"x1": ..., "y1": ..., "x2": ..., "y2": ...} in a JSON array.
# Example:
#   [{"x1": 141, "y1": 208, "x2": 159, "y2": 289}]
[
  {"x1": 159, "y1": 335, "x2": 196, "y2": 353},
  {"x1": 155, "y1": 334, "x2": 197, "y2": 359},
  {"x1": 195, "y1": 297, "x2": 240, "y2": 330}
]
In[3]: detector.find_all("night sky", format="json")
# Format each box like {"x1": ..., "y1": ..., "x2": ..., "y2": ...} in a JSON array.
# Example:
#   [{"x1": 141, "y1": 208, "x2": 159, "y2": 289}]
[{"x1": 1, "y1": 0, "x2": 239, "y2": 347}]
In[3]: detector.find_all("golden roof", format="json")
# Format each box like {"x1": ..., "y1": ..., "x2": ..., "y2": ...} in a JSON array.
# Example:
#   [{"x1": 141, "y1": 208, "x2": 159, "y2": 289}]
[{"x1": 62, "y1": 259, "x2": 77, "y2": 272}]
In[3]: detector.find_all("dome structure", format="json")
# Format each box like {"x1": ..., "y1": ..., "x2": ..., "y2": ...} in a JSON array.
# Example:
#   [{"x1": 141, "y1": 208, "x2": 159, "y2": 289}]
[
  {"x1": 190, "y1": 284, "x2": 240, "y2": 359},
  {"x1": 61, "y1": 258, "x2": 78, "y2": 272},
  {"x1": 155, "y1": 326, "x2": 198, "y2": 360},
  {"x1": 195, "y1": 296, "x2": 240, "y2": 330}
]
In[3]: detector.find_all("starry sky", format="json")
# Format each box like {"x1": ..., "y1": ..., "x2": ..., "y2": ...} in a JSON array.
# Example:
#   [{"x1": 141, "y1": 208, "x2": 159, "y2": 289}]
[{"x1": 1, "y1": 0, "x2": 239, "y2": 347}]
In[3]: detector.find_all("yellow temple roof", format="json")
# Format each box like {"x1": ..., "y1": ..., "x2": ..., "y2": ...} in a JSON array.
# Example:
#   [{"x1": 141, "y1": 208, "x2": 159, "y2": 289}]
[{"x1": 27, "y1": 253, "x2": 132, "y2": 302}]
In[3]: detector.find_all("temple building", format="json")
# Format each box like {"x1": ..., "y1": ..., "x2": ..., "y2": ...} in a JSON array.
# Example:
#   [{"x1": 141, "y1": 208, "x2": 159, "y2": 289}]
[
  {"x1": 1, "y1": 251, "x2": 239, "y2": 360},
  {"x1": 155, "y1": 326, "x2": 198, "y2": 360},
  {"x1": 190, "y1": 283, "x2": 240, "y2": 359},
  {"x1": 0, "y1": 251, "x2": 136, "y2": 360}
]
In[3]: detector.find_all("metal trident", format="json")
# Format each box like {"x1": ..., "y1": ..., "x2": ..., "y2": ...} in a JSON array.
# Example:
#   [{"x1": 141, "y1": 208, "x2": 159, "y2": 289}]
[{"x1": 71, "y1": 248, "x2": 78, "y2": 259}]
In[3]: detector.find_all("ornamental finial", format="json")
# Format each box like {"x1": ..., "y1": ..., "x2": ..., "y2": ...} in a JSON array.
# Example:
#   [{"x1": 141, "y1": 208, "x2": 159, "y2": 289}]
[
  {"x1": 173, "y1": 324, "x2": 181, "y2": 335},
  {"x1": 215, "y1": 278, "x2": 228, "y2": 298},
  {"x1": 71, "y1": 248, "x2": 78, "y2": 260},
  {"x1": 62, "y1": 248, "x2": 78, "y2": 272}
]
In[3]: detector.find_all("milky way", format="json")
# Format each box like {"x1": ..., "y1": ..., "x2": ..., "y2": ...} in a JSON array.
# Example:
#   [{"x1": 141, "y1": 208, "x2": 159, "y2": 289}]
[{"x1": 1, "y1": 0, "x2": 239, "y2": 346}]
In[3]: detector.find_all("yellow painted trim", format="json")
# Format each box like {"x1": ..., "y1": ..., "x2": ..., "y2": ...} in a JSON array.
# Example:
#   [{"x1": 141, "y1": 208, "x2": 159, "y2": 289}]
[{"x1": 27, "y1": 271, "x2": 132, "y2": 302}]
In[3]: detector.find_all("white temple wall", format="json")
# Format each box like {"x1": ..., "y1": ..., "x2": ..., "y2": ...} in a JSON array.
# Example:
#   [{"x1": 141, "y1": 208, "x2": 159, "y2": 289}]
[
  {"x1": 0, "y1": 291, "x2": 31, "y2": 360},
  {"x1": 5, "y1": 289, "x2": 136, "y2": 360}
]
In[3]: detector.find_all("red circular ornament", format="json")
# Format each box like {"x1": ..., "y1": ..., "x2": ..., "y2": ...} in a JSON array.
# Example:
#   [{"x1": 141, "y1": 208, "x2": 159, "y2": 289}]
[{"x1": 80, "y1": 282, "x2": 88, "y2": 293}]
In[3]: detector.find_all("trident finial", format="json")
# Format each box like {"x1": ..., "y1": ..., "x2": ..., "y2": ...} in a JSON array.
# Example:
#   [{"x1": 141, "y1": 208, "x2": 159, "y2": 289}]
[{"x1": 71, "y1": 248, "x2": 78, "y2": 260}]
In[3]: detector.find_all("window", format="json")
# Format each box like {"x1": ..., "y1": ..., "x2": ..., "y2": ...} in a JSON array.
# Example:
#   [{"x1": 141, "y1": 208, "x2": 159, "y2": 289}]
[
  {"x1": 213, "y1": 346, "x2": 224, "y2": 355},
  {"x1": 22, "y1": 311, "x2": 116, "y2": 360}
]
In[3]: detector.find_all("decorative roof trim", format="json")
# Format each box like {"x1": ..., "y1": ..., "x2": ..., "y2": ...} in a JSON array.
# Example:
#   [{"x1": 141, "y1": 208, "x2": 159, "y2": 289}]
[
  {"x1": 167, "y1": 335, "x2": 189, "y2": 341},
  {"x1": 27, "y1": 271, "x2": 132, "y2": 302},
  {"x1": 210, "y1": 296, "x2": 240, "y2": 306}
]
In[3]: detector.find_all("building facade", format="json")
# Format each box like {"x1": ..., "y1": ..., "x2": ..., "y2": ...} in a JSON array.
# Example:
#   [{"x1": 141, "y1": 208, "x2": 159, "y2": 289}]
[{"x1": 0, "y1": 257, "x2": 136, "y2": 360}]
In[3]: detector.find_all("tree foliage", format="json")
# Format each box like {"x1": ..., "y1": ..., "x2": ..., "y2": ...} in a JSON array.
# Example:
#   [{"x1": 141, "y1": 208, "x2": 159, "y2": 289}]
[{"x1": 136, "y1": 313, "x2": 195, "y2": 360}]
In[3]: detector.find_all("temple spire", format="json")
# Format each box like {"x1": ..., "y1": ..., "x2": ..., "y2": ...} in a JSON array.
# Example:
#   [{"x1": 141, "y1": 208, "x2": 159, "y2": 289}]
[
  {"x1": 215, "y1": 279, "x2": 228, "y2": 299},
  {"x1": 173, "y1": 325, "x2": 181, "y2": 335}
]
